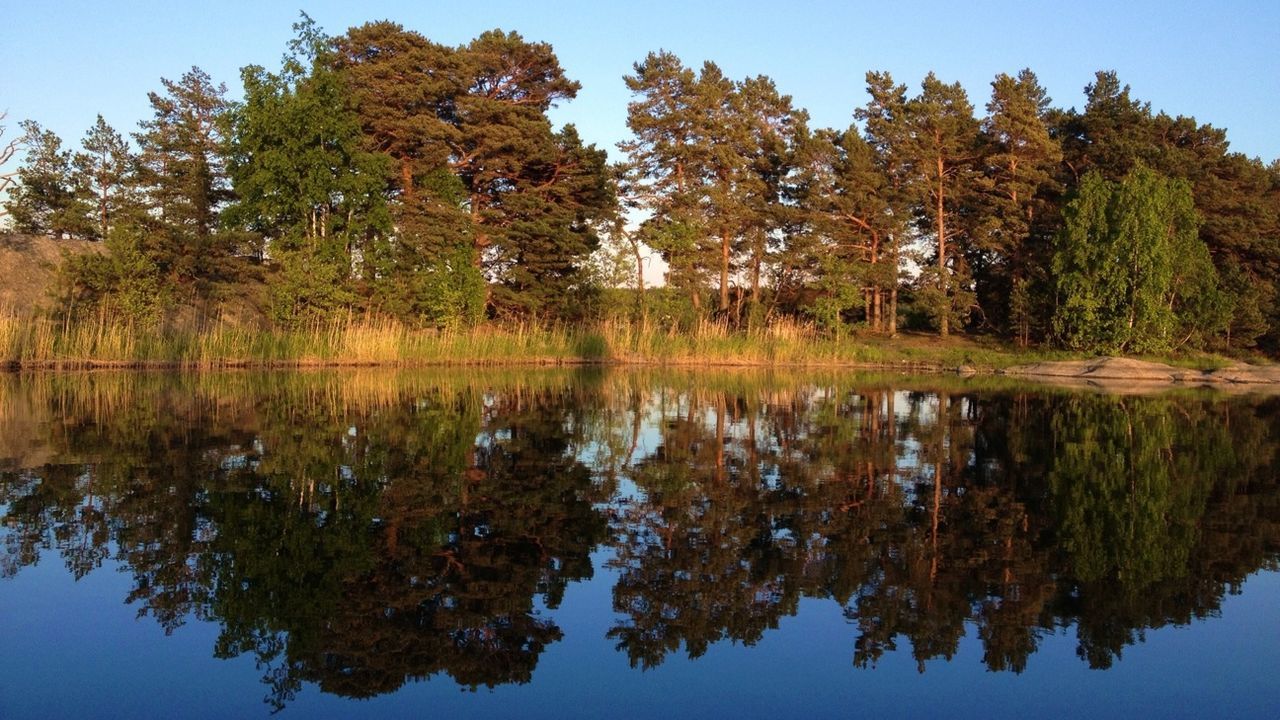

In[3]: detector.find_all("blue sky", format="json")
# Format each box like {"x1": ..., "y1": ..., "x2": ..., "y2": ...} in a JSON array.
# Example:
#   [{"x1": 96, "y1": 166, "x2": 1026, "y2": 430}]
[{"x1": 3, "y1": 0, "x2": 1278, "y2": 164}]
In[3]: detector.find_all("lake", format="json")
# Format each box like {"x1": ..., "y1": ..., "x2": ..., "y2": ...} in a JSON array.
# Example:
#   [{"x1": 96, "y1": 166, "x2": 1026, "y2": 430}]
[{"x1": 1, "y1": 369, "x2": 1277, "y2": 718}]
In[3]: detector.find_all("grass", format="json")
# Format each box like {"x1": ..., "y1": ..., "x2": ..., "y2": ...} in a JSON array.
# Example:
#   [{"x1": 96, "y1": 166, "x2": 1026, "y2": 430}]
[{"x1": 0, "y1": 305, "x2": 1243, "y2": 372}]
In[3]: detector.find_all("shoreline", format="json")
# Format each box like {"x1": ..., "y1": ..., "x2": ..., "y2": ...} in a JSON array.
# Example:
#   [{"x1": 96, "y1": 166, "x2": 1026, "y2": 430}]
[
  {"x1": 2, "y1": 356, "x2": 960, "y2": 373},
  {"x1": 5, "y1": 355, "x2": 1280, "y2": 392}
]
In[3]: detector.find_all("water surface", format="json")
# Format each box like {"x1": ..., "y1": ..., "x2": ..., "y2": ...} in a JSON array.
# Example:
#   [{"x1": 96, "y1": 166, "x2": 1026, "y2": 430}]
[{"x1": 1, "y1": 369, "x2": 1277, "y2": 718}]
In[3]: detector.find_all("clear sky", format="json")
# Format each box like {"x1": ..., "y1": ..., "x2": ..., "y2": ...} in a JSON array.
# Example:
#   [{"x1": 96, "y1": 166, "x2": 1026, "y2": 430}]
[{"x1": 4, "y1": 0, "x2": 1279, "y2": 165}]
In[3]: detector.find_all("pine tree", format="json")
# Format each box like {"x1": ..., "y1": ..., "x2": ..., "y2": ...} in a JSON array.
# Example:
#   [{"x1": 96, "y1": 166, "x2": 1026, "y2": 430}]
[
  {"x1": 619, "y1": 50, "x2": 709, "y2": 313},
  {"x1": 975, "y1": 70, "x2": 1062, "y2": 343},
  {"x1": 856, "y1": 71, "x2": 915, "y2": 335},
  {"x1": 453, "y1": 30, "x2": 612, "y2": 317},
  {"x1": 4, "y1": 120, "x2": 91, "y2": 237},
  {"x1": 735, "y1": 75, "x2": 805, "y2": 321},
  {"x1": 73, "y1": 115, "x2": 137, "y2": 240},
  {"x1": 483, "y1": 123, "x2": 615, "y2": 317},
  {"x1": 905, "y1": 73, "x2": 981, "y2": 336},
  {"x1": 336, "y1": 24, "x2": 613, "y2": 319},
  {"x1": 135, "y1": 66, "x2": 235, "y2": 280},
  {"x1": 798, "y1": 126, "x2": 894, "y2": 332},
  {"x1": 693, "y1": 61, "x2": 749, "y2": 314},
  {"x1": 335, "y1": 19, "x2": 474, "y2": 283},
  {"x1": 1050, "y1": 72, "x2": 1280, "y2": 350},
  {"x1": 1053, "y1": 71, "x2": 1154, "y2": 183},
  {"x1": 621, "y1": 55, "x2": 803, "y2": 322}
]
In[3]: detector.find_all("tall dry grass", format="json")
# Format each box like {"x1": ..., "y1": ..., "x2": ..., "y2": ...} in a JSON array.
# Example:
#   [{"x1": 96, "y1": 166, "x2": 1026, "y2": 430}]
[{"x1": 0, "y1": 304, "x2": 1104, "y2": 371}]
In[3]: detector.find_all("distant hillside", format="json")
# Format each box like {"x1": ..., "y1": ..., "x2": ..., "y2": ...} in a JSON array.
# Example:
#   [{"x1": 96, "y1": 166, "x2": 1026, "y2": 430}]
[{"x1": 0, "y1": 233, "x2": 102, "y2": 315}]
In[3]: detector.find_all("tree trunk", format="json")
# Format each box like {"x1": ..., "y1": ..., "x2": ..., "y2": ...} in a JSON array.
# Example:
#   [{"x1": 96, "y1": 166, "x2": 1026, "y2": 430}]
[
  {"x1": 400, "y1": 158, "x2": 414, "y2": 198},
  {"x1": 889, "y1": 285, "x2": 898, "y2": 336},
  {"x1": 719, "y1": 225, "x2": 731, "y2": 312},
  {"x1": 936, "y1": 155, "x2": 949, "y2": 337},
  {"x1": 869, "y1": 232, "x2": 881, "y2": 332},
  {"x1": 889, "y1": 232, "x2": 900, "y2": 336},
  {"x1": 930, "y1": 393, "x2": 949, "y2": 583},
  {"x1": 471, "y1": 192, "x2": 491, "y2": 311},
  {"x1": 633, "y1": 239, "x2": 646, "y2": 320},
  {"x1": 750, "y1": 246, "x2": 761, "y2": 307},
  {"x1": 98, "y1": 167, "x2": 109, "y2": 238}
]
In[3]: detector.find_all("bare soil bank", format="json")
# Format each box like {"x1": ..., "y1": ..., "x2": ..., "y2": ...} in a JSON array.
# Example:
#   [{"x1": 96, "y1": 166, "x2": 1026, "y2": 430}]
[{"x1": 0, "y1": 234, "x2": 102, "y2": 314}]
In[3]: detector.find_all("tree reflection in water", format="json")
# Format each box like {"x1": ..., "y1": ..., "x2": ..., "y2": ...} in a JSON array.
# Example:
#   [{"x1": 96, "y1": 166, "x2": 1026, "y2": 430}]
[{"x1": 1, "y1": 370, "x2": 1277, "y2": 708}]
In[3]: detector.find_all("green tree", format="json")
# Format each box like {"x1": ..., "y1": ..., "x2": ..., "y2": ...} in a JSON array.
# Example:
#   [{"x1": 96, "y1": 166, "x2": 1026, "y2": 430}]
[
  {"x1": 335, "y1": 24, "x2": 613, "y2": 319},
  {"x1": 855, "y1": 71, "x2": 917, "y2": 335},
  {"x1": 335, "y1": 20, "x2": 470, "y2": 274},
  {"x1": 0, "y1": 111, "x2": 18, "y2": 212},
  {"x1": 58, "y1": 222, "x2": 172, "y2": 322},
  {"x1": 1050, "y1": 71, "x2": 1280, "y2": 351},
  {"x1": 974, "y1": 70, "x2": 1062, "y2": 344},
  {"x1": 454, "y1": 31, "x2": 614, "y2": 317},
  {"x1": 134, "y1": 66, "x2": 237, "y2": 281},
  {"x1": 73, "y1": 115, "x2": 138, "y2": 240},
  {"x1": 622, "y1": 55, "x2": 803, "y2": 322},
  {"x1": 798, "y1": 126, "x2": 895, "y2": 333},
  {"x1": 694, "y1": 61, "x2": 749, "y2": 314},
  {"x1": 4, "y1": 120, "x2": 91, "y2": 237},
  {"x1": 905, "y1": 73, "x2": 981, "y2": 336},
  {"x1": 619, "y1": 50, "x2": 709, "y2": 314},
  {"x1": 735, "y1": 75, "x2": 806, "y2": 321},
  {"x1": 1052, "y1": 165, "x2": 1224, "y2": 352},
  {"x1": 226, "y1": 14, "x2": 391, "y2": 321},
  {"x1": 1056, "y1": 71, "x2": 1155, "y2": 182}
]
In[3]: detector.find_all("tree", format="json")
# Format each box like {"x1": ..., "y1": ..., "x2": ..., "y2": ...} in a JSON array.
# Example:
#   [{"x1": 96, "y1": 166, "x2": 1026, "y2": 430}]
[
  {"x1": 452, "y1": 31, "x2": 612, "y2": 316},
  {"x1": 974, "y1": 70, "x2": 1062, "y2": 344},
  {"x1": 0, "y1": 111, "x2": 19, "y2": 217},
  {"x1": 855, "y1": 71, "x2": 916, "y2": 335},
  {"x1": 57, "y1": 222, "x2": 173, "y2": 322},
  {"x1": 604, "y1": 163, "x2": 651, "y2": 318},
  {"x1": 134, "y1": 66, "x2": 235, "y2": 280},
  {"x1": 1052, "y1": 165, "x2": 1224, "y2": 352},
  {"x1": 482, "y1": 124, "x2": 615, "y2": 317},
  {"x1": 904, "y1": 73, "x2": 981, "y2": 336},
  {"x1": 693, "y1": 61, "x2": 749, "y2": 314},
  {"x1": 619, "y1": 50, "x2": 708, "y2": 313},
  {"x1": 799, "y1": 126, "x2": 895, "y2": 333},
  {"x1": 735, "y1": 75, "x2": 806, "y2": 321},
  {"x1": 336, "y1": 20, "x2": 469, "y2": 263},
  {"x1": 621, "y1": 54, "x2": 803, "y2": 322},
  {"x1": 3, "y1": 120, "x2": 91, "y2": 237},
  {"x1": 1050, "y1": 71, "x2": 1280, "y2": 351},
  {"x1": 336, "y1": 24, "x2": 613, "y2": 319},
  {"x1": 73, "y1": 115, "x2": 137, "y2": 240},
  {"x1": 226, "y1": 14, "x2": 391, "y2": 321},
  {"x1": 1072, "y1": 71, "x2": 1155, "y2": 182}
]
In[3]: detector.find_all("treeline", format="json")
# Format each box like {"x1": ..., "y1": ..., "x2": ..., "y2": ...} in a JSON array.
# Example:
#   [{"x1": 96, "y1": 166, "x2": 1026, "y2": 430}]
[{"x1": 3, "y1": 15, "x2": 1279, "y2": 353}]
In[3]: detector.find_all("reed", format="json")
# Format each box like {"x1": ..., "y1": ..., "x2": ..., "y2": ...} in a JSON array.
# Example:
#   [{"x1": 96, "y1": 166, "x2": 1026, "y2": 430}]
[{"x1": 0, "y1": 305, "x2": 1234, "y2": 371}]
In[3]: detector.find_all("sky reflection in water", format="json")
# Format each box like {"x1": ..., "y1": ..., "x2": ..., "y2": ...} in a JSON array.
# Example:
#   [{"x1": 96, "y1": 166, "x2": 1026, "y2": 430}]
[{"x1": 1, "y1": 369, "x2": 1277, "y2": 718}]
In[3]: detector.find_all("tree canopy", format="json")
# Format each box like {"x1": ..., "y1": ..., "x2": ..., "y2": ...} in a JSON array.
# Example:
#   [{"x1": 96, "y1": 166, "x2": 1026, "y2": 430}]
[{"x1": 3, "y1": 15, "x2": 1279, "y2": 354}]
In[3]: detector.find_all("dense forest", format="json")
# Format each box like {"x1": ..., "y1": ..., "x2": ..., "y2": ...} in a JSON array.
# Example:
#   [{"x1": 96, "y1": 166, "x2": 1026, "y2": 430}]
[{"x1": 2, "y1": 15, "x2": 1279, "y2": 355}]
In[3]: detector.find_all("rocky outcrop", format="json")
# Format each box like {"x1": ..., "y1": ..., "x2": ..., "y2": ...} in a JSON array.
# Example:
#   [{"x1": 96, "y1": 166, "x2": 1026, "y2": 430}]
[
  {"x1": 1000, "y1": 356, "x2": 1280, "y2": 386},
  {"x1": 1207, "y1": 363, "x2": 1280, "y2": 384}
]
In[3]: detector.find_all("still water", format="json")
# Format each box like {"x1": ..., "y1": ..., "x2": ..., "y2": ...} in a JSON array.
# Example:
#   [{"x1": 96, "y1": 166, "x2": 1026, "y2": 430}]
[{"x1": 1, "y1": 369, "x2": 1277, "y2": 718}]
